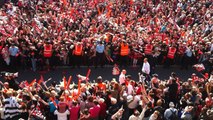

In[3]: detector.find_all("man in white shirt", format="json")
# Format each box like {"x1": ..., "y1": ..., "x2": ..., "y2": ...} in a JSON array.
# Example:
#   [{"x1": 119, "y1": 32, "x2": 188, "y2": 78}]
[
  {"x1": 142, "y1": 58, "x2": 150, "y2": 75},
  {"x1": 119, "y1": 69, "x2": 126, "y2": 85},
  {"x1": 54, "y1": 109, "x2": 70, "y2": 120},
  {"x1": 142, "y1": 58, "x2": 151, "y2": 84}
]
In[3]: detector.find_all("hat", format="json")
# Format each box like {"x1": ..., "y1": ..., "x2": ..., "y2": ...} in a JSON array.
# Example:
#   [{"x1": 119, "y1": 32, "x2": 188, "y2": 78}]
[
  {"x1": 152, "y1": 74, "x2": 158, "y2": 77},
  {"x1": 126, "y1": 75, "x2": 132, "y2": 79},
  {"x1": 5, "y1": 72, "x2": 10, "y2": 77},
  {"x1": 192, "y1": 73, "x2": 196, "y2": 76},
  {"x1": 169, "y1": 102, "x2": 175, "y2": 107},
  {"x1": 111, "y1": 78, "x2": 117, "y2": 83},
  {"x1": 97, "y1": 76, "x2": 102, "y2": 80},
  {"x1": 127, "y1": 95, "x2": 133, "y2": 103}
]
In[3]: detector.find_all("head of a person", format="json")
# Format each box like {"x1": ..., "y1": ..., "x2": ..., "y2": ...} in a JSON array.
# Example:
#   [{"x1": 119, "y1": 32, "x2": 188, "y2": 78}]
[
  {"x1": 152, "y1": 110, "x2": 160, "y2": 120},
  {"x1": 111, "y1": 97, "x2": 117, "y2": 105},
  {"x1": 171, "y1": 72, "x2": 176, "y2": 78},
  {"x1": 152, "y1": 74, "x2": 158, "y2": 79},
  {"x1": 83, "y1": 108, "x2": 89, "y2": 115},
  {"x1": 169, "y1": 102, "x2": 175, "y2": 108},
  {"x1": 134, "y1": 110, "x2": 140, "y2": 116},
  {"x1": 88, "y1": 96, "x2": 94, "y2": 102},
  {"x1": 93, "y1": 100, "x2": 99, "y2": 105},
  {"x1": 156, "y1": 99, "x2": 163, "y2": 106},
  {"x1": 51, "y1": 81, "x2": 57, "y2": 87},
  {"x1": 98, "y1": 98, "x2": 105, "y2": 104},
  {"x1": 122, "y1": 69, "x2": 126, "y2": 74},
  {"x1": 97, "y1": 76, "x2": 103, "y2": 83},
  {"x1": 6, "y1": 90, "x2": 13, "y2": 98},
  {"x1": 113, "y1": 82, "x2": 119, "y2": 90},
  {"x1": 147, "y1": 101, "x2": 153, "y2": 108},
  {"x1": 59, "y1": 96, "x2": 65, "y2": 102},
  {"x1": 172, "y1": 78, "x2": 177, "y2": 84},
  {"x1": 72, "y1": 100, "x2": 78, "y2": 106},
  {"x1": 126, "y1": 75, "x2": 131, "y2": 81},
  {"x1": 44, "y1": 91, "x2": 51, "y2": 98},
  {"x1": 4, "y1": 82, "x2": 9, "y2": 89},
  {"x1": 144, "y1": 58, "x2": 148, "y2": 62},
  {"x1": 11, "y1": 43, "x2": 15, "y2": 47},
  {"x1": 184, "y1": 106, "x2": 193, "y2": 113}
]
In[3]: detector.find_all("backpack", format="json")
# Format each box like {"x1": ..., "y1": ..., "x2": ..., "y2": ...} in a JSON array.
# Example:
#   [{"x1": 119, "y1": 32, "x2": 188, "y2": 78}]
[{"x1": 169, "y1": 109, "x2": 179, "y2": 120}]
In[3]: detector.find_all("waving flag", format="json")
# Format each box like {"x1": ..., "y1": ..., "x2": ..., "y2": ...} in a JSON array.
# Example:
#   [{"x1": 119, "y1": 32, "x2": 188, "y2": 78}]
[
  {"x1": 86, "y1": 69, "x2": 91, "y2": 82},
  {"x1": 50, "y1": 97, "x2": 58, "y2": 108},
  {"x1": 193, "y1": 64, "x2": 205, "y2": 72},
  {"x1": 77, "y1": 79, "x2": 81, "y2": 95},
  {"x1": 63, "y1": 76, "x2": 67, "y2": 88},
  {"x1": 38, "y1": 75, "x2": 44, "y2": 85},
  {"x1": 29, "y1": 79, "x2": 36, "y2": 87},
  {"x1": 66, "y1": 76, "x2": 72, "y2": 89},
  {"x1": 19, "y1": 81, "x2": 29, "y2": 88}
]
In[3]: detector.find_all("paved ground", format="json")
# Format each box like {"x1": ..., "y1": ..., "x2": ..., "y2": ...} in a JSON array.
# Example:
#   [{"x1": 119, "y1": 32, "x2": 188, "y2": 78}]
[{"x1": 0, "y1": 65, "x2": 197, "y2": 85}]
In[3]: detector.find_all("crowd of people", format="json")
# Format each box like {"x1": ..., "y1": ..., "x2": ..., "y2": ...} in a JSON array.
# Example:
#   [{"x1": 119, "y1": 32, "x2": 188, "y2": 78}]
[
  {"x1": 0, "y1": 0, "x2": 212, "y2": 73},
  {"x1": 0, "y1": 0, "x2": 212, "y2": 120},
  {"x1": 0, "y1": 67, "x2": 213, "y2": 120}
]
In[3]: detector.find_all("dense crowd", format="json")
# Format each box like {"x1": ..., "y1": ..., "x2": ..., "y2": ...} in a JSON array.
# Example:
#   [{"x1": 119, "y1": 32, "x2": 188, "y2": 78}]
[
  {"x1": 0, "y1": 0, "x2": 213, "y2": 120},
  {"x1": 0, "y1": 69, "x2": 213, "y2": 120},
  {"x1": 0, "y1": 0, "x2": 212, "y2": 73}
]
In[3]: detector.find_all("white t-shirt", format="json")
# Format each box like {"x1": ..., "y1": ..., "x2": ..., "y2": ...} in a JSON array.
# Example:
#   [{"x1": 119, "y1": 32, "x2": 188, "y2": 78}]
[
  {"x1": 128, "y1": 95, "x2": 141, "y2": 109},
  {"x1": 129, "y1": 115, "x2": 139, "y2": 120},
  {"x1": 54, "y1": 109, "x2": 70, "y2": 120},
  {"x1": 127, "y1": 84, "x2": 134, "y2": 95},
  {"x1": 119, "y1": 73, "x2": 126, "y2": 84},
  {"x1": 142, "y1": 62, "x2": 150, "y2": 75}
]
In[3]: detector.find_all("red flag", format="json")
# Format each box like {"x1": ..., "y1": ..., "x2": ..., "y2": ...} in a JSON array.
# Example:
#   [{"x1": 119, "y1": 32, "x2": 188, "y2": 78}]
[
  {"x1": 19, "y1": 81, "x2": 29, "y2": 88},
  {"x1": 29, "y1": 79, "x2": 36, "y2": 87},
  {"x1": 106, "y1": 2, "x2": 112, "y2": 18},
  {"x1": 50, "y1": 97, "x2": 58, "y2": 108},
  {"x1": 98, "y1": 7, "x2": 102, "y2": 15},
  {"x1": 106, "y1": 10, "x2": 112, "y2": 18},
  {"x1": 86, "y1": 69, "x2": 91, "y2": 82},
  {"x1": 63, "y1": 77, "x2": 67, "y2": 88},
  {"x1": 71, "y1": 89, "x2": 75, "y2": 100},
  {"x1": 38, "y1": 75, "x2": 44, "y2": 85},
  {"x1": 193, "y1": 64, "x2": 205, "y2": 72},
  {"x1": 66, "y1": 76, "x2": 72, "y2": 90},
  {"x1": 77, "y1": 79, "x2": 81, "y2": 96}
]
